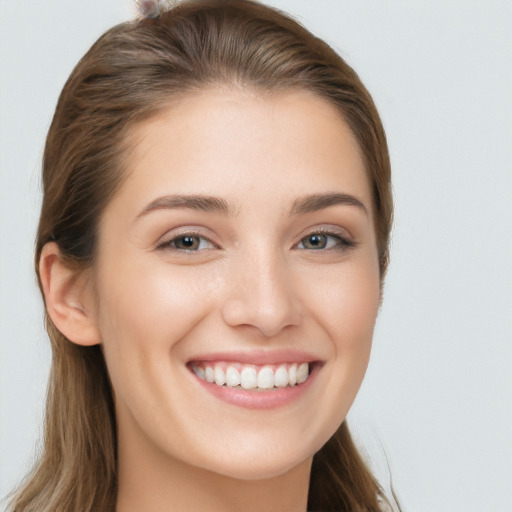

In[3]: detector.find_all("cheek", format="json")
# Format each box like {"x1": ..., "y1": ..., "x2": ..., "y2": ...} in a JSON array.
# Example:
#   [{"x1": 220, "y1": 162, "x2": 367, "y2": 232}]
[
  {"x1": 301, "y1": 259, "x2": 380, "y2": 423},
  {"x1": 93, "y1": 260, "x2": 220, "y2": 387},
  {"x1": 306, "y1": 258, "x2": 380, "y2": 341},
  {"x1": 97, "y1": 260, "x2": 212, "y2": 335},
  {"x1": 332, "y1": 265, "x2": 380, "y2": 378}
]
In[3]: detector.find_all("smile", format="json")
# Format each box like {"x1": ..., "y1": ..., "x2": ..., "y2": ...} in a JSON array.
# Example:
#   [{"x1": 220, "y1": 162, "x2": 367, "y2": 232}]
[
  {"x1": 187, "y1": 355, "x2": 321, "y2": 410},
  {"x1": 190, "y1": 362, "x2": 310, "y2": 390}
]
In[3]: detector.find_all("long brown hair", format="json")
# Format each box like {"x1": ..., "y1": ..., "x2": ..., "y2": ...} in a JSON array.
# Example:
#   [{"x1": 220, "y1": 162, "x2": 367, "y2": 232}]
[{"x1": 9, "y1": 1, "x2": 394, "y2": 510}]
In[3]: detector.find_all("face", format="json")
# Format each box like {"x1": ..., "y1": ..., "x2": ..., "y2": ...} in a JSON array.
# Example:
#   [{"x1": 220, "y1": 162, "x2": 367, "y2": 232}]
[{"x1": 91, "y1": 88, "x2": 380, "y2": 480}]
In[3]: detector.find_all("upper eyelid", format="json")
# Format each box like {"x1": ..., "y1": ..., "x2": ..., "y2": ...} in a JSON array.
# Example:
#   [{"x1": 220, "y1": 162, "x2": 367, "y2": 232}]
[
  {"x1": 156, "y1": 229, "x2": 219, "y2": 250},
  {"x1": 293, "y1": 226, "x2": 357, "y2": 251},
  {"x1": 154, "y1": 224, "x2": 354, "y2": 249},
  {"x1": 296, "y1": 232, "x2": 348, "y2": 247},
  {"x1": 296, "y1": 225, "x2": 353, "y2": 241}
]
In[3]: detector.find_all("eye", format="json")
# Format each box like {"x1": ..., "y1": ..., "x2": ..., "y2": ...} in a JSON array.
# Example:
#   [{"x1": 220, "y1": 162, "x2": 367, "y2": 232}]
[
  {"x1": 297, "y1": 232, "x2": 354, "y2": 251},
  {"x1": 158, "y1": 233, "x2": 216, "y2": 252}
]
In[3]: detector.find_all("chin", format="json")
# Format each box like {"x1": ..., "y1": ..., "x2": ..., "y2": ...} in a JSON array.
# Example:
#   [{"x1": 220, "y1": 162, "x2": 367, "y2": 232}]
[
  {"x1": 183, "y1": 425, "x2": 331, "y2": 482},
  {"x1": 202, "y1": 452, "x2": 312, "y2": 481}
]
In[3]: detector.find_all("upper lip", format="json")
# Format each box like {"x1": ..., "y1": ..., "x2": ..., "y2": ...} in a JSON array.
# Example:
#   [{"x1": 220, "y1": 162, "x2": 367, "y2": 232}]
[{"x1": 187, "y1": 349, "x2": 321, "y2": 366}]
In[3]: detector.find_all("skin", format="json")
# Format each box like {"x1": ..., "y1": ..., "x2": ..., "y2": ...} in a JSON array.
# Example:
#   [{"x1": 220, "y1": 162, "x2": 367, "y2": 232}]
[{"x1": 41, "y1": 88, "x2": 381, "y2": 511}]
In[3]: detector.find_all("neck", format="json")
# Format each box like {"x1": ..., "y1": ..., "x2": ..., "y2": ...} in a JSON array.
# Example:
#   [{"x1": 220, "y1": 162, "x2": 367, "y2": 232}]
[{"x1": 115, "y1": 424, "x2": 312, "y2": 512}]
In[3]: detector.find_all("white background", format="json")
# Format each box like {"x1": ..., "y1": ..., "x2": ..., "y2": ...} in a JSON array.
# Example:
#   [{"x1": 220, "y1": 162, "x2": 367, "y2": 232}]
[{"x1": 1, "y1": 1, "x2": 511, "y2": 511}]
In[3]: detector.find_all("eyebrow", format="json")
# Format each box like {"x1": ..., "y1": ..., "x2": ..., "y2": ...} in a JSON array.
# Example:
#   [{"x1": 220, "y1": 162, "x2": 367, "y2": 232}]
[
  {"x1": 137, "y1": 194, "x2": 232, "y2": 218},
  {"x1": 136, "y1": 192, "x2": 367, "y2": 220},
  {"x1": 290, "y1": 193, "x2": 368, "y2": 216}
]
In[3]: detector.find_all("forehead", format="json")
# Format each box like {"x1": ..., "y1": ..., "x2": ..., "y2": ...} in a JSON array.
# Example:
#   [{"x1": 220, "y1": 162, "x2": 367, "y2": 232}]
[{"x1": 113, "y1": 87, "x2": 371, "y2": 218}]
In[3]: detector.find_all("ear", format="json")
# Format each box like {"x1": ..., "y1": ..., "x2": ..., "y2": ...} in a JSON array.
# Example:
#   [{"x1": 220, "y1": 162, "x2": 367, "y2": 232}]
[{"x1": 39, "y1": 242, "x2": 101, "y2": 346}]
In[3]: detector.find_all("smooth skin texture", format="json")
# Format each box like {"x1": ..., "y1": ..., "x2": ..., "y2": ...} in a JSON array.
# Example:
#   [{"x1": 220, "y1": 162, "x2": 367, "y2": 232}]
[{"x1": 41, "y1": 88, "x2": 381, "y2": 512}]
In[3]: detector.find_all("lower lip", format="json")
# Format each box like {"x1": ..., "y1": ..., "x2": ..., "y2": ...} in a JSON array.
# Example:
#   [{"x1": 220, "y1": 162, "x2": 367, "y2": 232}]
[{"x1": 190, "y1": 364, "x2": 320, "y2": 410}]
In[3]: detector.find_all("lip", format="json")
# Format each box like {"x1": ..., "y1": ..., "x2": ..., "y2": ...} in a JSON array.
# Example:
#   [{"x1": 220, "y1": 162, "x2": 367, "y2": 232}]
[
  {"x1": 186, "y1": 350, "x2": 323, "y2": 410},
  {"x1": 186, "y1": 349, "x2": 320, "y2": 366}
]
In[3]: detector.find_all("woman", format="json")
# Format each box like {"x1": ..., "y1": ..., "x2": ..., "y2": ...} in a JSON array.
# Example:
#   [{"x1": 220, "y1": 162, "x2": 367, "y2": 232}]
[{"x1": 9, "y1": 0, "x2": 395, "y2": 510}]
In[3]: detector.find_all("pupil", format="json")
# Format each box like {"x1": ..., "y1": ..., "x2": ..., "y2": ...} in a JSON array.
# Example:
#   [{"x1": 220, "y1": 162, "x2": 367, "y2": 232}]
[
  {"x1": 307, "y1": 234, "x2": 326, "y2": 249},
  {"x1": 179, "y1": 236, "x2": 197, "y2": 249}
]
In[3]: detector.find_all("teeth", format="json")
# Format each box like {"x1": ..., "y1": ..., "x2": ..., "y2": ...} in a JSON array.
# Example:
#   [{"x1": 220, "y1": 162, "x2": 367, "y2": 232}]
[
  {"x1": 257, "y1": 366, "x2": 275, "y2": 389},
  {"x1": 192, "y1": 362, "x2": 311, "y2": 390},
  {"x1": 205, "y1": 366, "x2": 214, "y2": 383},
  {"x1": 226, "y1": 366, "x2": 241, "y2": 387},
  {"x1": 289, "y1": 363, "x2": 297, "y2": 386},
  {"x1": 240, "y1": 367, "x2": 258, "y2": 390},
  {"x1": 192, "y1": 364, "x2": 205, "y2": 380},
  {"x1": 274, "y1": 365, "x2": 288, "y2": 388},
  {"x1": 297, "y1": 362, "x2": 309, "y2": 384},
  {"x1": 214, "y1": 366, "x2": 226, "y2": 386}
]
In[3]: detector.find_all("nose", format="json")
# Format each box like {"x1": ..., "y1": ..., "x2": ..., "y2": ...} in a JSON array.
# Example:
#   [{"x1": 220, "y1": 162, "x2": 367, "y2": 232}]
[{"x1": 221, "y1": 249, "x2": 302, "y2": 338}]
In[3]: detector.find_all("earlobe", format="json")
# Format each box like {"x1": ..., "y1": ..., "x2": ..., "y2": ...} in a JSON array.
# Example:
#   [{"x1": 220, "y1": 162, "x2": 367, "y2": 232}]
[{"x1": 39, "y1": 242, "x2": 101, "y2": 346}]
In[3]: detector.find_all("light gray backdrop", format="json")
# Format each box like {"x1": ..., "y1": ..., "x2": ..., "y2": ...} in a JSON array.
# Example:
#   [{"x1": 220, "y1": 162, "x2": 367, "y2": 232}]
[{"x1": 1, "y1": 1, "x2": 511, "y2": 511}]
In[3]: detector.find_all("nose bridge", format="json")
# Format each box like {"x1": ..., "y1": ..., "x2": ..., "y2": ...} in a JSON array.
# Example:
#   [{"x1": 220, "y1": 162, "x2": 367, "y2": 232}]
[{"x1": 221, "y1": 242, "x2": 301, "y2": 337}]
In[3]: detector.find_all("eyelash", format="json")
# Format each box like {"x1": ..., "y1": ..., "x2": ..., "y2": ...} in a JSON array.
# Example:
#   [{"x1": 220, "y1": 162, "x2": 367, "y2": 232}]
[
  {"x1": 156, "y1": 228, "x2": 355, "y2": 253},
  {"x1": 295, "y1": 228, "x2": 356, "y2": 252},
  {"x1": 156, "y1": 230, "x2": 218, "y2": 252}
]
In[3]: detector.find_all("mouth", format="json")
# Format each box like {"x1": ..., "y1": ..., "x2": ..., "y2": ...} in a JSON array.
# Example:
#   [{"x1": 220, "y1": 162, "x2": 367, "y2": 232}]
[
  {"x1": 186, "y1": 354, "x2": 322, "y2": 409},
  {"x1": 189, "y1": 361, "x2": 311, "y2": 390}
]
